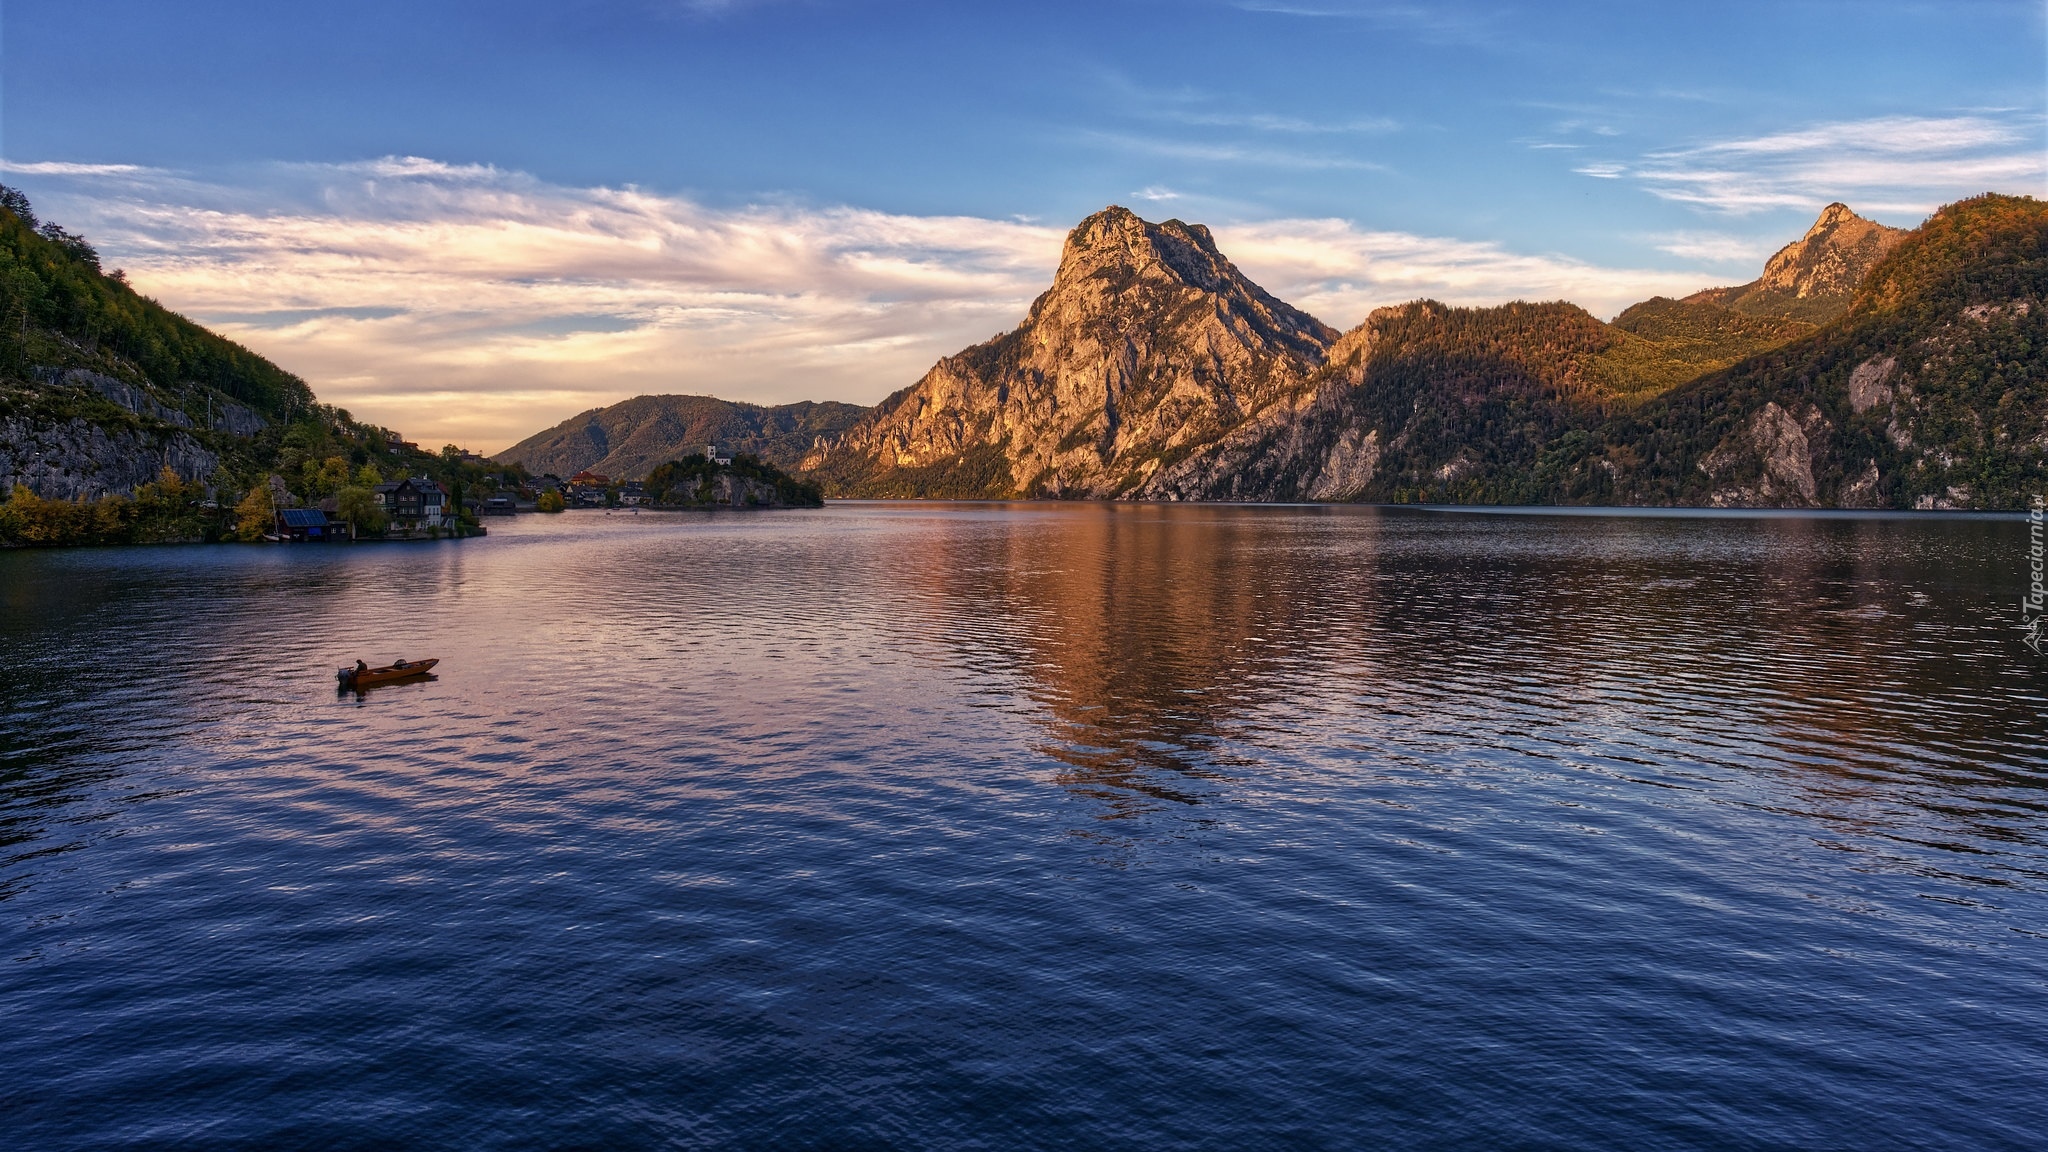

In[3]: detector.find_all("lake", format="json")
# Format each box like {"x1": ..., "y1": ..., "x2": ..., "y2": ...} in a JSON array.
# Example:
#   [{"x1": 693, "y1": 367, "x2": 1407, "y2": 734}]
[{"x1": 3, "y1": 503, "x2": 2045, "y2": 1150}]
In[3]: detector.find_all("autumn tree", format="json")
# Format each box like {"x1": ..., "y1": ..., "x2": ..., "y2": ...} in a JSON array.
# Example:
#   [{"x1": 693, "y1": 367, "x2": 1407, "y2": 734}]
[{"x1": 234, "y1": 485, "x2": 274, "y2": 541}]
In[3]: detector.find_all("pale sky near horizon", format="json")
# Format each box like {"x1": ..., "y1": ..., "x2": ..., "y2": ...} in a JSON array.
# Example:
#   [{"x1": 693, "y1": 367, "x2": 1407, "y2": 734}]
[{"x1": 4, "y1": 0, "x2": 2044, "y2": 452}]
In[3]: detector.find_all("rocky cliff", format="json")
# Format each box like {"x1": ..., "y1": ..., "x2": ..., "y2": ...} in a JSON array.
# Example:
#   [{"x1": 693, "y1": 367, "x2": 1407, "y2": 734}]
[
  {"x1": 802, "y1": 206, "x2": 1336, "y2": 497},
  {"x1": 1685, "y1": 202, "x2": 1910, "y2": 324}
]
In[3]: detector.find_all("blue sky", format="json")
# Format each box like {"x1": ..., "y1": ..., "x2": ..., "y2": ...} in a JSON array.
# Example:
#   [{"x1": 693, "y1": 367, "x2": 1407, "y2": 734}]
[{"x1": 4, "y1": 0, "x2": 2044, "y2": 448}]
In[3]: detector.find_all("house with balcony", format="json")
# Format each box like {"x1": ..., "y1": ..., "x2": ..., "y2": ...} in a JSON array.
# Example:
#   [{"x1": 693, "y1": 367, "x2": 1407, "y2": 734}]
[{"x1": 372, "y1": 477, "x2": 450, "y2": 529}]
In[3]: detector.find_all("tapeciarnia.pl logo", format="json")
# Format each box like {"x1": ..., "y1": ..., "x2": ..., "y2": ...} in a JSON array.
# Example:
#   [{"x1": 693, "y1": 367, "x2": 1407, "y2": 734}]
[{"x1": 2023, "y1": 495, "x2": 2045, "y2": 655}]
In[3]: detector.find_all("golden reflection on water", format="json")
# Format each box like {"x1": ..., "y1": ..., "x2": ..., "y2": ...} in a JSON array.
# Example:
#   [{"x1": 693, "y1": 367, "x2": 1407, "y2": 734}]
[{"x1": 873, "y1": 504, "x2": 2047, "y2": 864}]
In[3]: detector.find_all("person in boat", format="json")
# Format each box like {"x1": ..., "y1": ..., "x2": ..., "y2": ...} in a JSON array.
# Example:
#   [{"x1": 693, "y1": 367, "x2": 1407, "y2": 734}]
[
  {"x1": 355, "y1": 660, "x2": 369, "y2": 675},
  {"x1": 392, "y1": 658, "x2": 408, "y2": 669}
]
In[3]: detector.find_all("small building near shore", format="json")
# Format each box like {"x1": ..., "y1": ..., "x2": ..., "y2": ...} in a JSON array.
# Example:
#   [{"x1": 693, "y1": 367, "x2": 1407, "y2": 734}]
[{"x1": 274, "y1": 507, "x2": 338, "y2": 542}]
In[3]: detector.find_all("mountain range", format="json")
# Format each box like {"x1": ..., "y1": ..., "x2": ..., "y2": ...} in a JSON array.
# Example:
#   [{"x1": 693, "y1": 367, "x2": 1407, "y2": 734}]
[
  {"x1": 781, "y1": 194, "x2": 2041, "y2": 509},
  {"x1": 7, "y1": 179, "x2": 2039, "y2": 516},
  {"x1": 508, "y1": 195, "x2": 2044, "y2": 510}
]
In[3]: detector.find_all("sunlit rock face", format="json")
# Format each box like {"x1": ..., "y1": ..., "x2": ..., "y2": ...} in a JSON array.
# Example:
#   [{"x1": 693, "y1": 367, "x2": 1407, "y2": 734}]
[
  {"x1": 804, "y1": 206, "x2": 1336, "y2": 497},
  {"x1": 1686, "y1": 203, "x2": 1909, "y2": 324}
]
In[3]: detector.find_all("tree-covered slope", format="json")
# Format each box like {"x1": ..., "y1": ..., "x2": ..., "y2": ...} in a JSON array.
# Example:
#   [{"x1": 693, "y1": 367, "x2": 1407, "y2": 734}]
[
  {"x1": 1587, "y1": 193, "x2": 2048, "y2": 508},
  {"x1": 495, "y1": 393, "x2": 868, "y2": 479},
  {"x1": 0, "y1": 186, "x2": 529, "y2": 544},
  {"x1": 0, "y1": 188, "x2": 314, "y2": 422},
  {"x1": 1140, "y1": 195, "x2": 2042, "y2": 509}
]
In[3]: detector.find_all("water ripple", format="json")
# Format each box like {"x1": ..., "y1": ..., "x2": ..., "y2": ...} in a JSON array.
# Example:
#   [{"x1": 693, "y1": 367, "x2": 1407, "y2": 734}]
[{"x1": 2, "y1": 504, "x2": 2045, "y2": 1149}]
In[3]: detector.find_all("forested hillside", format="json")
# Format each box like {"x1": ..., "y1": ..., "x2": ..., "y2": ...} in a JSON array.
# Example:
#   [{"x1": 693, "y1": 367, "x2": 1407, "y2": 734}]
[
  {"x1": 496, "y1": 393, "x2": 867, "y2": 479},
  {"x1": 1588, "y1": 193, "x2": 2048, "y2": 508},
  {"x1": 0, "y1": 186, "x2": 522, "y2": 544}
]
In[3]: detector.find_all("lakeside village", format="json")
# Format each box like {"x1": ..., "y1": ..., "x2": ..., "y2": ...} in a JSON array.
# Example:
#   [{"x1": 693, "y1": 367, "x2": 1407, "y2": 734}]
[
  {"x1": 268, "y1": 444, "x2": 752, "y2": 542},
  {"x1": 0, "y1": 429, "x2": 822, "y2": 548}
]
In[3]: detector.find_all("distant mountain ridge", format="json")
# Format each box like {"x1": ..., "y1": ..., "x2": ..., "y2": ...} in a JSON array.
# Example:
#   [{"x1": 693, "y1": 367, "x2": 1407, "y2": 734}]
[
  {"x1": 494, "y1": 394, "x2": 867, "y2": 479},
  {"x1": 502, "y1": 195, "x2": 2045, "y2": 510}
]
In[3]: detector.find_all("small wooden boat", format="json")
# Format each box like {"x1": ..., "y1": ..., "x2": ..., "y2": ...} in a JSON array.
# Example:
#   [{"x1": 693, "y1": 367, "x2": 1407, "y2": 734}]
[{"x1": 337, "y1": 658, "x2": 439, "y2": 689}]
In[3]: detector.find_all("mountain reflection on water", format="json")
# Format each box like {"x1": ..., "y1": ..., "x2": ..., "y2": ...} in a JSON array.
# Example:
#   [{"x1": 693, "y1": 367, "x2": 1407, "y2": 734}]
[{"x1": 2, "y1": 504, "x2": 2045, "y2": 1149}]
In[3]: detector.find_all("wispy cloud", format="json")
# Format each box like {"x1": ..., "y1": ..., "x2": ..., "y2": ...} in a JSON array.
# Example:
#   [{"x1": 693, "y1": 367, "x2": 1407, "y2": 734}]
[
  {"x1": 23, "y1": 159, "x2": 1064, "y2": 451},
  {"x1": 1604, "y1": 113, "x2": 2048, "y2": 215},
  {"x1": 1162, "y1": 110, "x2": 1400, "y2": 135},
  {"x1": 1076, "y1": 130, "x2": 1382, "y2": 170},
  {"x1": 1645, "y1": 231, "x2": 1777, "y2": 264},
  {"x1": 22, "y1": 157, "x2": 1727, "y2": 451},
  {"x1": 1215, "y1": 219, "x2": 1714, "y2": 323},
  {"x1": 1225, "y1": 1, "x2": 1506, "y2": 47},
  {"x1": 1, "y1": 160, "x2": 159, "y2": 177}
]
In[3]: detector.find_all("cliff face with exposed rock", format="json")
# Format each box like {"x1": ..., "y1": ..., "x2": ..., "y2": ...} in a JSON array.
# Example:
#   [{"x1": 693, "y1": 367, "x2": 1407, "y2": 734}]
[
  {"x1": 802, "y1": 206, "x2": 1337, "y2": 497},
  {"x1": 1687, "y1": 203, "x2": 1910, "y2": 324},
  {"x1": 1635, "y1": 196, "x2": 2048, "y2": 510}
]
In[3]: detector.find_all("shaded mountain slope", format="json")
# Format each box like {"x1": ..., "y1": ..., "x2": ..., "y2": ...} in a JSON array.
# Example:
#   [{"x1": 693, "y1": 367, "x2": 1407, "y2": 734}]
[
  {"x1": 496, "y1": 393, "x2": 868, "y2": 479},
  {"x1": 1140, "y1": 299, "x2": 1658, "y2": 502}
]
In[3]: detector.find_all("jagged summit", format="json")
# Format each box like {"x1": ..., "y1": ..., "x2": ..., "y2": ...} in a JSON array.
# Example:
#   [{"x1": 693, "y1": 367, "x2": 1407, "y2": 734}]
[
  {"x1": 803, "y1": 206, "x2": 1337, "y2": 497},
  {"x1": 1687, "y1": 202, "x2": 1908, "y2": 323},
  {"x1": 1755, "y1": 202, "x2": 1906, "y2": 298},
  {"x1": 1053, "y1": 206, "x2": 1235, "y2": 295},
  {"x1": 1039, "y1": 206, "x2": 1332, "y2": 355}
]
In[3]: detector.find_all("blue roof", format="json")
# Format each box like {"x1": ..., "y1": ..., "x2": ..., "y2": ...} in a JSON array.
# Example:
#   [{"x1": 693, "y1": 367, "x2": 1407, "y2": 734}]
[{"x1": 281, "y1": 509, "x2": 329, "y2": 527}]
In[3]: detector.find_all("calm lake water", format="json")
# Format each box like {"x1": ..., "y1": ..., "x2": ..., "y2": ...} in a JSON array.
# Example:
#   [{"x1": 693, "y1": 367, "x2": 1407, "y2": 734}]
[{"x1": 2, "y1": 503, "x2": 2045, "y2": 1150}]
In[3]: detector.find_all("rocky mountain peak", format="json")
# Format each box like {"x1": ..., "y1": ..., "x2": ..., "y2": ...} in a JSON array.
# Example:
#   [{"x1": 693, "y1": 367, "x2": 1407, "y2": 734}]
[
  {"x1": 1683, "y1": 202, "x2": 1909, "y2": 324},
  {"x1": 1813, "y1": 202, "x2": 1859, "y2": 229},
  {"x1": 1756, "y1": 202, "x2": 1908, "y2": 299},
  {"x1": 1054, "y1": 206, "x2": 1225, "y2": 291},
  {"x1": 803, "y1": 206, "x2": 1337, "y2": 497},
  {"x1": 1034, "y1": 205, "x2": 1331, "y2": 354}
]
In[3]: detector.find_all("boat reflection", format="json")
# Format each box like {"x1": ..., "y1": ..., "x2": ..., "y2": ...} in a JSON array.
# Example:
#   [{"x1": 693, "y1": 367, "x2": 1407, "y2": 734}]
[{"x1": 337, "y1": 672, "x2": 439, "y2": 701}]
